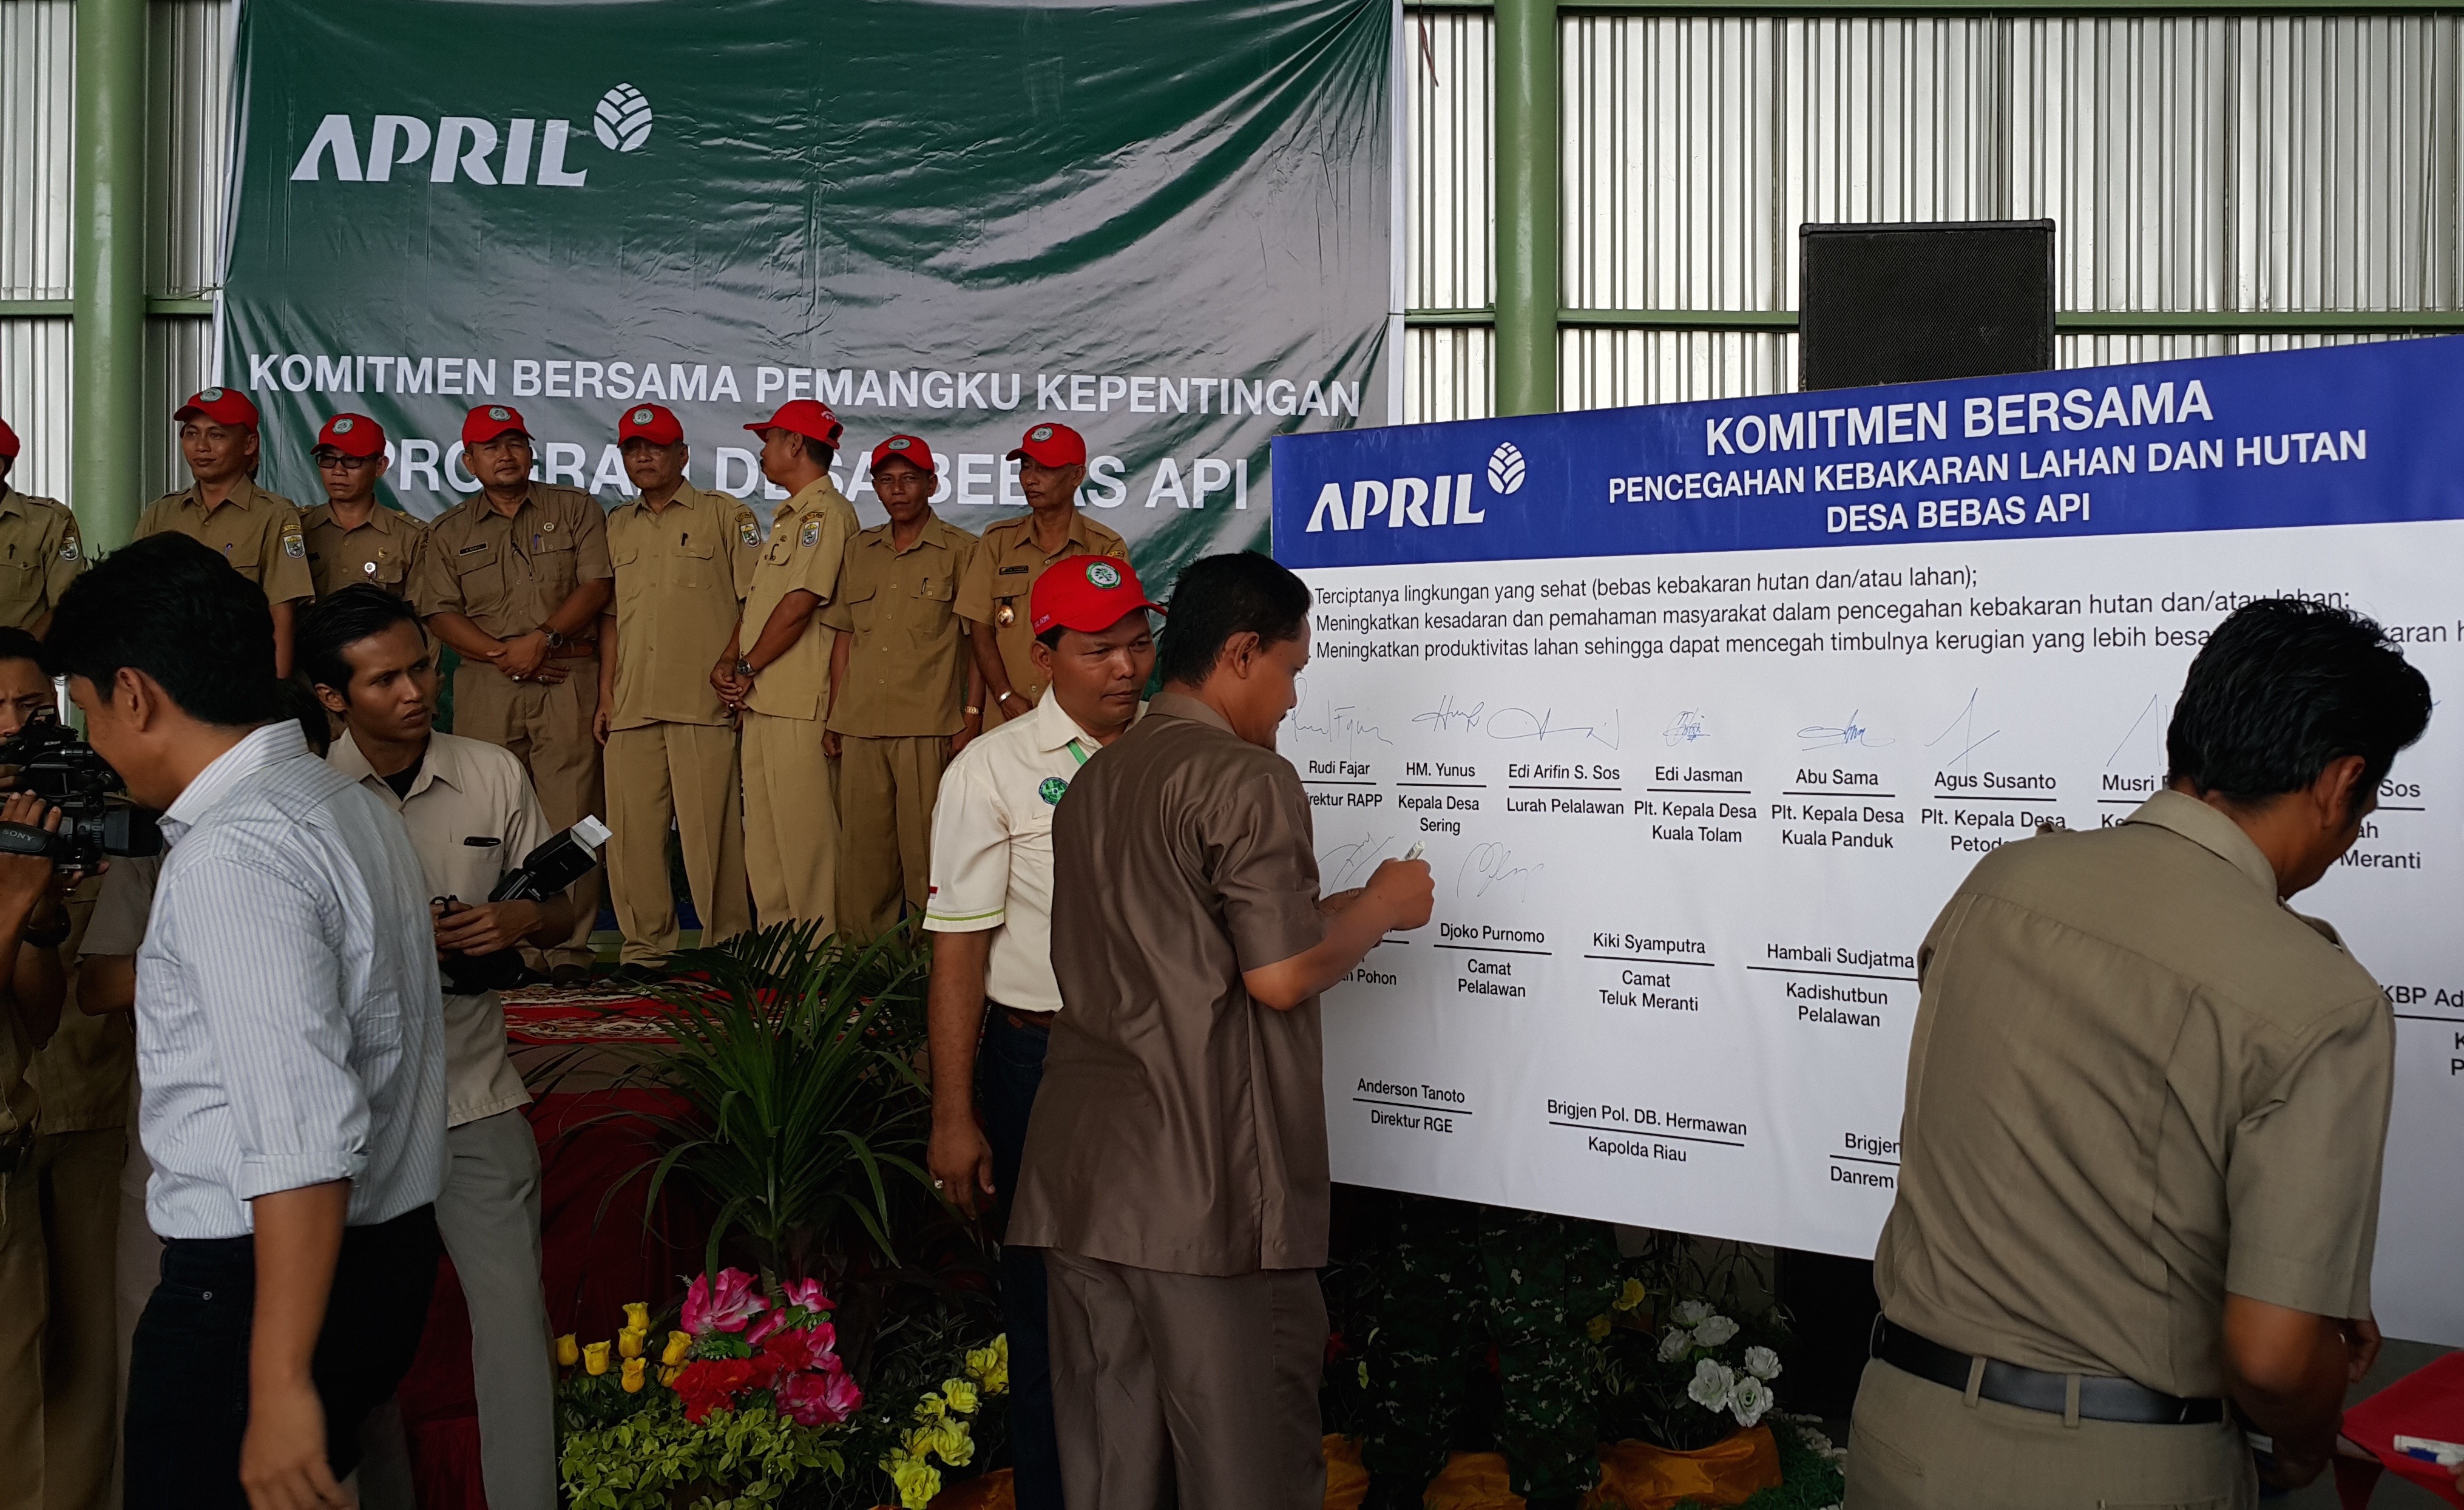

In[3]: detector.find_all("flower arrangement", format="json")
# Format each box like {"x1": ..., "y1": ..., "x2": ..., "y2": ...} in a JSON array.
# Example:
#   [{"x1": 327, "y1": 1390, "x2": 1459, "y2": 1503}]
[
  {"x1": 553, "y1": 1273, "x2": 863, "y2": 1509},
  {"x1": 876, "y1": 1335, "x2": 1010, "y2": 1509},
  {"x1": 1594, "y1": 1280, "x2": 1792, "y2": 1453}
]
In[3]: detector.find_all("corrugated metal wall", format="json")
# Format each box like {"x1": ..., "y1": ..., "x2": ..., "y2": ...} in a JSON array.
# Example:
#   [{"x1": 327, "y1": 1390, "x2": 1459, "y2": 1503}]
[{"x1": 1409, "y1": 7, "x2": 2464, "y2": 422}]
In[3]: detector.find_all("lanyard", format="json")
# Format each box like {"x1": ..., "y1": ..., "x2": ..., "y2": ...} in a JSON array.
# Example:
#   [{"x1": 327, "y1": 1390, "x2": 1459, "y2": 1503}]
[{"x1": 1065, "y1": 739, "x2": 1092, "y2": 768}]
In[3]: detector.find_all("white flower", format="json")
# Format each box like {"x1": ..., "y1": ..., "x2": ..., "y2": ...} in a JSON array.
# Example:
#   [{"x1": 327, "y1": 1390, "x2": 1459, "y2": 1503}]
[
  {"x1": 1687, "y1": 1358, "x2": 1736, "y2": 1410},
  {"x1": 1670, "y1": 1299, "x2": 1713, "y2": 1328},
  {"x1": 1743, "y1": 1345, "x2": 1782, "y2": 1380},
  {"x1": 1730, "y1": 1375, "x2": 1772, "y2": 1427},
  {"x1": 1693, "y1": 1313, "x2": 1741, "y2": 1347},
  {"x1": 1657, "y1": 1327, "x2": 1694, "y2": 1363}
]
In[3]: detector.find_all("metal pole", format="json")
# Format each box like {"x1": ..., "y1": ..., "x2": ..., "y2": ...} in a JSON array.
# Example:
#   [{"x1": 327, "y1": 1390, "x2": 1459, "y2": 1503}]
[
  {"x1": 1492, "y1": 0, "x2": 1559, "y2": 416},
  {"x1": 72, "y1": 0, "x2": 148, "y2": 549}
]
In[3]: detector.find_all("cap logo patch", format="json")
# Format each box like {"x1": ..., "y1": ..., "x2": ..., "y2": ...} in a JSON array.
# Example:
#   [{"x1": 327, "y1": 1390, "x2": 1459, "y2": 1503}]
[
  {"x1": 634, "y1": 408, "x2": 654, "y2": 424},
  {"x1": 200, "y1": 387, "x2": 225, "y2": 402},
  {"x1": 1085, "y1": 561, "x2": 1122, "y2": 590},
  {"x1": 489, "y1": 406, "x2": 510, "y2": 421},
  {"x1": 1029, "y1": 425, "x2": 1054, "y2": 442},
  {"x1": 888, "y1": 438, "x2": 911, "y2": 450},
  {"x1": 333, "y1": 418, "x2": 355, "y2": 434},
  {"x1": 1038, "y1": 776, "x2": 1070, "y2": 806}
]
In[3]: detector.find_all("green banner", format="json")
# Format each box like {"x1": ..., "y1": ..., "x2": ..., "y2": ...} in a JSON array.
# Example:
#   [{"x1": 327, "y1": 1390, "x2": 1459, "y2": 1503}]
[{"x1": 219, "y1": 0, "x2": 1396, "y2": 574}]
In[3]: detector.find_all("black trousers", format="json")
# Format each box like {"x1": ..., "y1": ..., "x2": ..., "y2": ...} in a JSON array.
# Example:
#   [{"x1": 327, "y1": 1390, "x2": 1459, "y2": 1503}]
[
  {"x1": 982, "y1": 1006, "x2": 1061, "y2": 1510},
  {"x1": 124, "y1": 1204, "x2": 441, "y2": 1509}
]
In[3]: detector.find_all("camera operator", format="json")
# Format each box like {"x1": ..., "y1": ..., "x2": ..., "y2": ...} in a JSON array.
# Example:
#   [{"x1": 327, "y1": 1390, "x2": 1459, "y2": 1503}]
[
  {"x1": 303, "y1": 584, "x2": 567, "y2": 1510},
  {"x1": 0, "y1": 624, "x2": 126, "y2": 1510},
  {"x1": 47, "y1": 534, "x2": 445, "y2": 1510}
]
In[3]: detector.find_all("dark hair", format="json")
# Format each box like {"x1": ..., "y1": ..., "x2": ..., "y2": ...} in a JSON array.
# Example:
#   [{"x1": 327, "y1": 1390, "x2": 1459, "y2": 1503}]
[
  {"x1": 0, "y1": 627, "x2": 43, "y2": 668},
  {"x1": 2167, "y1": 597, "x2": 2432, "y2": 819},
  {"x1": 282, "y1": 676, "x2": 333, "y2": 757},
  {"x1": 298, "y1": 584, "x2": 424, "y2": 696},
  {"x1": 1155, "y1": 552, "x2": 1312, "y2": 686},
  {"x1": 44, "y1": 534, "x2": 282, "y2": 726}
]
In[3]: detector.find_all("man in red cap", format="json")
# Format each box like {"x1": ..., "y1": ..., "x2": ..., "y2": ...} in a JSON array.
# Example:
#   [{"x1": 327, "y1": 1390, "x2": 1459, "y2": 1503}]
[
  {"x1": 818, "y1": 435, "x2": 985, "y2": 940},
  {"x1": 410, "y1": 404, "x2": 614, "y2": 981},
  {"x1": 593, "y1": 403, "x2": 757, "y2": 961},
  {"x1": 0, "y1": 417, "x2": 86, "y2": 635},
  {"x1": 924, "y1": 554, "x2": 1159, "y2": 1510},
  {"x1": 959, "y1": 422, "x2": 1128, "y2": 731},
  {"x1": 714, "y1": 399, "x2": 859, "y2": 930},
  {"x1": 134, "y1": 387, "x2": 313, "y2": 674},
  {"x1": 300, "y1": 412, "x2": 428, "y2": 600}
]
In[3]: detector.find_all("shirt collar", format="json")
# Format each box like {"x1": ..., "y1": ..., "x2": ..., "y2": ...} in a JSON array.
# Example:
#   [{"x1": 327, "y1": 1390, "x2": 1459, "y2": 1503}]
[
  {"x1": 1026, "y1": 691, "x2": 1139, "y2": 754},
  {"x1": 1147, "y1": 689, "x2": 1232, "y2": 736},
  {"x1": 308, "y1": 501, "x2": 402, "y2": 533},
  {"x1": 328, "y1": 728, "x2": 462, "y2": 802},
  {"x1": 868, "y1": 511, "x2": 952, "y2": 555},
  {"x1": 161, "y1": 721, "x2": 311, "y2": 841},
  {"x1": 184, "y1": 476, "x2": 260, "y2": 515},
  {"x1": 624, "y1": 481, "x2": 708, "y2": 520},
  {"x1": 777, "y1": 476, "x2": 846, "y2": 523},
  {"x1": 0, "y1": 490, "x2": 24, "y2": 520},
  {"x1": 2125, "y1": 789, "x2": 2281, "y2": 897}
]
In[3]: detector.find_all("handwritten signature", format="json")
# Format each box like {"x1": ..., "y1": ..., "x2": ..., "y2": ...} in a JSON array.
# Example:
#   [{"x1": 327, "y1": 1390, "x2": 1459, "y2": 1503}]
[
  {"x1": 2107, "y1": 692, "x2": 2160, "y2": 766},
  {"x1": 1319, "y1": 830, "x2": 1399, "y2": 890},
  {"x1": 1458, "y1": 842, "x2": 1542, "y2": 901},
  {"x1": 1488, "y1": 706, "x2": 1622, "y2": 750},
  {"x1": 1412, "y1": 694, "x2": 1488, "y2": 735},
  {"x1": 1285, "y1": 690, "x2": 1393, "y2": 754},
  {"x1": 1798, "y1": 709, "x2": 1892, "y2": 751},
  {"x1": 1924, "y1": 689, "x2": 2000, "y2": 770},
  {"x1": 1663, "y1": 710, "x2": 1710, "y2": 746}
]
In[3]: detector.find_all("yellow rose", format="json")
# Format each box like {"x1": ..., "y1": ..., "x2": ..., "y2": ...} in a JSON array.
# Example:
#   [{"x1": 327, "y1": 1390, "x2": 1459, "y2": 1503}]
[
  {"x1": 618, "y1": 1328, "x2": 646, "y2": 1359},
  {"x1": 933, "y1": 1420, "x2": 975, "y2": 1467},
  {"x1": 663, "y1": 1330, "x2": 692, "y2": 1366},
  {"x1": 583, "y1": 1341, "x2": 611, "y2": 1376},
  {"x1": 658, "y1": 1364, "x2": 683, "y2": 1388},
  {"x1": 916, "y1": 1392, "x2": 947, "y2": 1419},
  {"x1": 622, "y1": 1301, "x2": 650, "y2": 1332},
  {"x1": 1616, "y1": 1278, "x2": 1648, "y2": 1313},
  {"x1": 555, "y1": 1334, "x2": 580, "y2": 1368},
  {"x1": 1586, "y1": 1313, "x2": 1612, "y2": 1342},
  {"x1": 621, "y1": 1356, "x2": 646, "y2": 1393},
  {"x1": 889, "y1": 1458, "x2": 941, "y2": 1510},
  {"x1": 939, "y1": 1377, "x2": 980, "y2": 1415}
]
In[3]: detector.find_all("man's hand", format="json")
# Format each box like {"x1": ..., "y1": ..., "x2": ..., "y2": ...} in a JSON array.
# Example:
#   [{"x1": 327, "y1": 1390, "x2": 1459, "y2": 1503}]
[
  {"x1": 496, "y1": 631, "x2": 550, "y2": 680},
  {"x1": 1244, "y1": 858, "x2": 1435, "y2": 1012},
  {"x1": 240, "y1": 1373, "x2": 345, "y2": 1510},
  {"x1": 435, "y1": 899, "x2": 544, "y2": 956},
  {"x1": 821, "y1": 728, "x2": 842, "y2": 759},
  {"x1": 927, "y1": 1114, "x2": 998, "y2": 1219},
  {"x1": 950, "y1": 719, "x2": 981, "y2": 757},
  {"x1": 0, "y1": 793, "x2": 60, "y2": 914},
  {"x1": 2341, "y1": 1315, "x2": 2382, "y2": 1383},
  {"x1": 591, "y1": 703, "x2": 612, "y2": 743},
  {"x1": 1361, "y1": 857, "x2": 1436, "y2": 932}
]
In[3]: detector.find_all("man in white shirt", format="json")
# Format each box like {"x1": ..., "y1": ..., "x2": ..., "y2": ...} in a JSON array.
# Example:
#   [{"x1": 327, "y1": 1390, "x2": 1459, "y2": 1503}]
[
  {"x1": 923, "y1": 557, "x2": 1160, "y2": 1510},
  {"x1": 46, "y1": 533, "x2": 445, "y2": 1510},
  {"x1": 302, "y1": 584, "x2": 573, "y2": 1510}
]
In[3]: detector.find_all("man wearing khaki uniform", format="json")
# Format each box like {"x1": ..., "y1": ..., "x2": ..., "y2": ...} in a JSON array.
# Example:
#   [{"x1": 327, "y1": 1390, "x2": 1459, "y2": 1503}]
[
  {"x1": 595, "y1": 403, "x2": 757, "y2": 963},
  {"x1": 0, "y1": 416, "x2": 86, "y2": 634},
  {"x1": 821, "y1": 435, "x2": 984, "y2": 941},
  {"x1": 301, "y1": 412, "x2": 428, "y2": 600},
  {"x1": 716, "y1": 400, "x2": 857, "y2": 932},
  {"x1": 1849, "y1": 598, "x2": 2432, "y2": 1510},
  {"x1": 959, "y1": 422, "x2": 1126, "y2": 728},
  {"x1": 135, "y1": 387, "x2": 314, "y2": 676},
  {"x1": 414, "y1": 404, "x2": 613, "y2": 980}
]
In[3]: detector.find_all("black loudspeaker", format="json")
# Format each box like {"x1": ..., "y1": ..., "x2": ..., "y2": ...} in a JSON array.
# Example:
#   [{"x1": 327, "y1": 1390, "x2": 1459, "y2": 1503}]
[{"x1": 1799, "y1": 220, "x2": 2056, "y2": 390}]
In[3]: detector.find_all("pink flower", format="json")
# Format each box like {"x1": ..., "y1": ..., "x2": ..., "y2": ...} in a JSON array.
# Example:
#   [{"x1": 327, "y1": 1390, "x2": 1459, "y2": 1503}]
[
  {"x1": 778, "y1": 1363, "x2": 864, "y2": 1425},
  {"x1": 681, "y1": 1268, "x2": 769, "y2": 1335},
  {"x1": 780, "y1": 1277, "x2": 834, "y2": 1314},
  {"x1": 745, "y1": 1309, "x2": 790, "y2": 1347},
  {"x1": 757, "y1": 1324, "x2": 841, "y2": 1375}
]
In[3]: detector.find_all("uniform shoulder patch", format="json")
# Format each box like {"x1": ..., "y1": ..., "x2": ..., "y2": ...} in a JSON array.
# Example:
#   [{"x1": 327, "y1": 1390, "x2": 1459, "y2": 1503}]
[
  {"x1": 59, "y1": 532, "x2": 79, "y2": 563},
  {"x1": 739, "y1": 518, "x2": 762, "y2": 547},
  {"x1": 1038, "y1": 776, "x2": 1070, "y2": 805},
  {"x1": 800, "y1": 518, "x2": 823, "y2": 547},
  {"x1": 281, "y1": 527, "x2": 306, "y2": 558}
]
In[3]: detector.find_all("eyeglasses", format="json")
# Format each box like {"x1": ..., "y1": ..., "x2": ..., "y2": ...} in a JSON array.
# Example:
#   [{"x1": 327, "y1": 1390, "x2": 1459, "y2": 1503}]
[{"x1": 315, "y1": 452, "x2": 381, "y2": 470}]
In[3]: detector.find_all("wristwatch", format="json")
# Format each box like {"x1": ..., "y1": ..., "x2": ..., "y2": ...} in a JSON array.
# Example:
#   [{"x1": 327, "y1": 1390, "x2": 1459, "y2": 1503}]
[
  {"x1": 995, "y1": 689, "x2": 1016, "y2": 705},
  {"x1": 544, "y1": 629, "x2": 566, "y2": 649},
  {"x1": 734, "y1": 658, "x2": 756, "y2": 680},
  {"x1": 964, "y1": 705, "x2": 982, "y2": 716}
]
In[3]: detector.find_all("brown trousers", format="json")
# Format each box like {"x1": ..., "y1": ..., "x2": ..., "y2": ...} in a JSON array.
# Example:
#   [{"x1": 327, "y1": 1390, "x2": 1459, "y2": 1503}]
[
  {"x1": 603, "y1": 721, "x2": 753, "y2": 964},
  {"x1": 1043, "y1": 1249, "x2": 1328, "y2": 1510},
  {"x1": 0, "y1": 1128, "x2": 128, "y2": 1510},
  {"x1": 1844, "y1": 1357, "x2": 2256, "y2": 1510},
  {"x1": 833, "y1": 733, "x2": 950, "y2": 944},
  {"x1": 741, "y1": 711, "x2": 837, "y2": 933},
  {"x1": 453, "y1": 660, "x2": 604, "y2": 969}
]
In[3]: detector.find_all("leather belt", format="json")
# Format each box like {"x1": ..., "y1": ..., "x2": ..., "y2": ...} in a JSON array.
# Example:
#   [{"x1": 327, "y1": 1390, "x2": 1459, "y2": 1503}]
[
  {"x1": 995, "y1": 1004, "x2": 1054, "y2": 1034},
  {"x1": 1873, "y1": 1318, "x2": 2225, "y2": 1425},
  {"x1": 546, "y1": 640, "x2": 598, "y2": 660}
]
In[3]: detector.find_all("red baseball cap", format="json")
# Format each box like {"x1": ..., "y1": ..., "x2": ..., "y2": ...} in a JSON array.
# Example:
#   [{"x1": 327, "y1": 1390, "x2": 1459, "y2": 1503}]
[
  {"x1": 314, "y1": 413, "x2": 387, "y2": 458},
  {"x1": 618, "y1": 403, "x2": 683, "y2": 445},
  {"x1": 869, "y1": 434, "x2": 936, "y2": 474},
  {"x1": 0, "y1": 418, "x2": 18, "y2": 459},
  {"x1": 1008, "y1": 422, "x2": 1086, "y2": 469},
  {"x1": 1031, "y1": 555, "x2": 1162, "y2": 637},
  {"x1": 175, "y1": 387, "x2": 260, "y2": 429},
  {"x1": 462, "y1": 404, "x2": 529, "y2": 446},
  {"x1": 744, "y1": 399, "x2": 843, "y2": 448}
]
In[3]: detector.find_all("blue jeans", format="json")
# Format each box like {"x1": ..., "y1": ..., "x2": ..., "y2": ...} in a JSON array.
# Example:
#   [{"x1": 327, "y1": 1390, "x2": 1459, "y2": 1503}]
[{"x1": 981, "y1": 1006, "x2": 1061, "y2": 1510}]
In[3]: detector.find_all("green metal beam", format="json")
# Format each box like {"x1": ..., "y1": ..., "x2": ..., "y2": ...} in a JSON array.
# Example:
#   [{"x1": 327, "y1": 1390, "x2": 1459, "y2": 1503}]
[
  {"x1": 1406, "y1": 307, "x2": 2464, "y2": 334},
  {"x1": 1492, "y1": 0, "x2": 1560, "y2": 416},
  {"x1": 71, "y1": 0, "x2": 148, "y2": 549},
  {"x1": 1416, "y1": 0, "x2": 2464, "y2": 13},
  {"x1": 0, "y1": 299, "x2": 214, "y2": 320}
]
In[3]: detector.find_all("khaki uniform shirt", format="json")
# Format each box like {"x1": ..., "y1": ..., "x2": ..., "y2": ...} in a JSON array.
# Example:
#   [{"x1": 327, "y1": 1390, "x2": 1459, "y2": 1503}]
[
  {"x1": 956, "y1": 512, "x2": 1129, "y2": 716},
  {"x1": 1010, "y1": 692, "x2": 1330, "y2": 1275},
  {"x1": 821, "y1": 512, "x2": 983, "y2": 739},
  {"x1": 329, "y1": 729, "x2": 549, "y2": 1127},
  {"x1": 410, "y1": 484, "x2": 612, "y2": 641},
  {"x1": 29, "y1": 873, "x2": 132, "y2": 1134},
  {"x1": 301, "y1": 501, "x2": 430, "y2": 600},
  {"x1": 135, "y1": 477, "x2": 314, "y2": 603},
  {"x1": 739, "y1": 478, "x2": 860, "y2": 722},
  {"x1": 606, "y1": 482, "x2": 762, "y2": 730},
  {"x1": 0, "y1": 489, "x2": 86, "y2": 629},
  {"x1": 1875, "y1": 790, "x2": 2395, "y2": 1400},
  {"x1": 924, "y1": 696, "x2": 1140, "y2": 1015}
]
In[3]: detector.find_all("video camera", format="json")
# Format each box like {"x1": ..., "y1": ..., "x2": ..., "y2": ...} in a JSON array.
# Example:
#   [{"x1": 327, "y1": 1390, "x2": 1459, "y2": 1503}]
[
  {"x1": 436, "y1": 815, "x2": 611, "y2": 994},
  {"x1": 0, "y1": 716, "x2": 163, "y2": 871}
]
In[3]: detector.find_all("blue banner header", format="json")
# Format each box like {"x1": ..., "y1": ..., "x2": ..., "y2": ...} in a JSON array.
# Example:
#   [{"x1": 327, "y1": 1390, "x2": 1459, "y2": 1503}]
[{"x1": 1271, "y1": 337, "x2": 2464, "y2": 569}]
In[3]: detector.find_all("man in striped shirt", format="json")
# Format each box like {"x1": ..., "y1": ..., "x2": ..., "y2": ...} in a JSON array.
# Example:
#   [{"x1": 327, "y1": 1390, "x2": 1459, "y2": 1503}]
[{"x1": 46, "y1": 533, "x2": 445, "y2": 1510}]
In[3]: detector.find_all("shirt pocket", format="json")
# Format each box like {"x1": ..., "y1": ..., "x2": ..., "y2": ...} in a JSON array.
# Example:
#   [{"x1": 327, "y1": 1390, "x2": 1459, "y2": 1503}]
[
  {"x1": 0, "y1": 558, "x2": 41, "y2": 617},
  {"x1": 609, "y1": 541, "x2": 646, "y2": 605},
  {"x1": 677, "y1": 533, "x2": 717, "y2": 590},
  {"x1": 449, "y1": 540, "x2": 504, "y2": 604},
  {"x1": 526, "y1": 526, "x2": 579, "y2": 606},
  {"x1": 368, "y1": 550, "x2": 412, "y2": 590},
  {"x1": 904, "y1": 572, "x2": 957, "y2": 637},
  {"x1": 840, "y1": 579, "x2": 879, "y2": 634}
]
